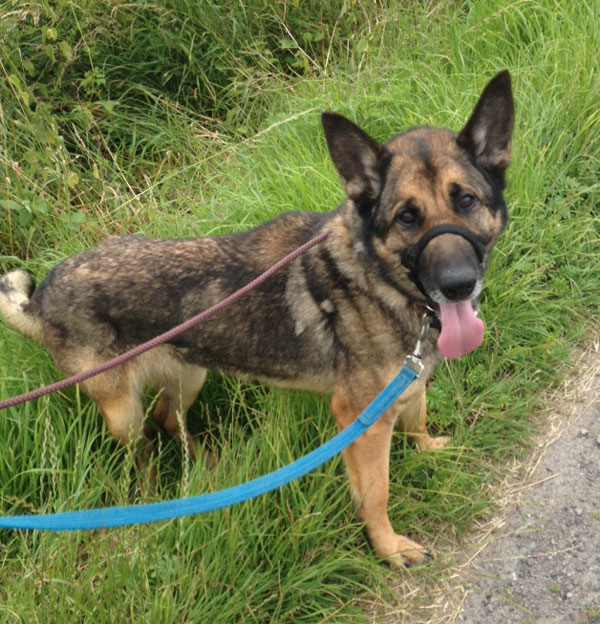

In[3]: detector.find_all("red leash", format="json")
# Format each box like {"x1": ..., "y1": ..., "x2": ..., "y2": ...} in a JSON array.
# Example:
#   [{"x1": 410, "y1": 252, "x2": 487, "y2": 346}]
[{"x1": 0, "y1": 230, "x2": 330, "y2": 411}]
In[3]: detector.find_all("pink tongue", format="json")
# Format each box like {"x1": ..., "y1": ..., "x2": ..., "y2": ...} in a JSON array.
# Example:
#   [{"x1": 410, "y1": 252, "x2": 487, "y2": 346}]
[{"x1": 437, "y1": 301, "x2": 484, "y2": 359}]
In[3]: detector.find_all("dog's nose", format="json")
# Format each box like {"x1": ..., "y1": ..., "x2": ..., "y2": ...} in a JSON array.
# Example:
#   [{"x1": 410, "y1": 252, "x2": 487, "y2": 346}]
[{"x1": 438, "y1": 266, "x2": 477, "y2": 301}]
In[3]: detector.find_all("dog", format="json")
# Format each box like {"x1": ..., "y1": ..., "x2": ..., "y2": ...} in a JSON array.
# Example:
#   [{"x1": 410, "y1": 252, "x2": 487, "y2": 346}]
[{"x1": 0, "y1": 70, "x2": 513, "y2": 567}]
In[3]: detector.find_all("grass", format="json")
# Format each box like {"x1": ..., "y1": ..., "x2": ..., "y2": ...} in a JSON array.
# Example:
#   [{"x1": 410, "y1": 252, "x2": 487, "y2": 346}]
[{"x1": 1, "y1": 0, "x2": 599, "y2": 622}]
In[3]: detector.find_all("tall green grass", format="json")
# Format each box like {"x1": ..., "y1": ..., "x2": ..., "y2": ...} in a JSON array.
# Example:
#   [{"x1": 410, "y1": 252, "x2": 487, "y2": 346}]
[
  {"x1": 1, "y1": 0, "x2": 599, "y2": 621},
  {"x1": 0, "y1": 0, "x2": 388, "y2": 259}
]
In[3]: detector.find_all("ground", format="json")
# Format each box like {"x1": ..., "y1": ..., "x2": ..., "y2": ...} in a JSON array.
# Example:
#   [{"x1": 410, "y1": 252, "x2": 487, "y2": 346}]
[{"x1": 458, "y1": 342, "x2": 600, "y2": 623}]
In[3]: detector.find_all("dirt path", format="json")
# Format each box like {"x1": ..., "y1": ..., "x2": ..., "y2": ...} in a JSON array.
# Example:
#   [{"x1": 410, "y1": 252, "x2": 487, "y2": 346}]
[{"x1": 458, "y1": 343, "x2": 600, "y2": 623}]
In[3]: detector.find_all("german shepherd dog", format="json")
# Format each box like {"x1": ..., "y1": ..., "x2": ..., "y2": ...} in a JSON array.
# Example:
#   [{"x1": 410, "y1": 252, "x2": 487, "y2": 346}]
[{"x1": 0, "y1": 71, "x2": 513, "y2": 567}]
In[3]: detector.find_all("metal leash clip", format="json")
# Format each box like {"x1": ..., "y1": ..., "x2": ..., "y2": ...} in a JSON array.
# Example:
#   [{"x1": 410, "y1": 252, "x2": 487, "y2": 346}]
[{"x1": 404, "y1": 314, "x2": 430, "y2": 377}]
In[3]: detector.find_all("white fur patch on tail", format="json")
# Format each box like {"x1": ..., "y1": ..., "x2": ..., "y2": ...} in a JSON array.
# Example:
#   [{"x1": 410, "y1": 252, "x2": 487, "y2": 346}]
[{"x1": 0, "y1": 269, "x2": 43, "y2": 342}]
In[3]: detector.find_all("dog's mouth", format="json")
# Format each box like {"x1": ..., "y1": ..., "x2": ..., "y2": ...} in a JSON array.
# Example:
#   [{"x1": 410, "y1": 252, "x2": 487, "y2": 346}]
[
  {"x1": 436, "y1": 300, "x2": 484, "y2": 360},
  {"x1": 401, "y1": 224, "x2": 487, "y2": 360}
]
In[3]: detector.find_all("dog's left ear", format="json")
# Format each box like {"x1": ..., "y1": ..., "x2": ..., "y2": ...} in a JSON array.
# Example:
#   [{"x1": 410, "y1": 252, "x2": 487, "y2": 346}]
[
  {"x1": 322, "y1": 112, "x2": 389, "y2": 209},
  {"x1": 457, "y1": 70, "x2": 514, "y2": 172}
]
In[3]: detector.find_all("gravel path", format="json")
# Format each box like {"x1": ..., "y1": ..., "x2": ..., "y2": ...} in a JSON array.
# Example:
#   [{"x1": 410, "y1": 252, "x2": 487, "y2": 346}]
[{"x1": 458, "y1": 348, "x2": 600, "y2": 623}]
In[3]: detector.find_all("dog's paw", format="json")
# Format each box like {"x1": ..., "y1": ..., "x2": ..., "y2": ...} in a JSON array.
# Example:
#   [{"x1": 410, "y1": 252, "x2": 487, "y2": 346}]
[
  {"x1": 416, "y1": 435, "x2": 452, "y2": 451},
  {"x1": 376, "y1": 534, "x2": 432, "y2": 569},
  {"x1": 403, "y1": 550, "x2": 433, "y2": 568}
]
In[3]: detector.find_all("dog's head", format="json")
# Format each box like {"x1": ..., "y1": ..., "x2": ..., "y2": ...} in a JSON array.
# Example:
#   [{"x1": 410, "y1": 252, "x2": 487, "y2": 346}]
[{"x1": 322, "y1": 70, "x2": 514, "y2": 358}]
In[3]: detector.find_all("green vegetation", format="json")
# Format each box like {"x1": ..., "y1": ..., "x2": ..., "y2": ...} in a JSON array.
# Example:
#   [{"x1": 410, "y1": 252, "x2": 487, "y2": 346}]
[{"x1": 0, "y1": 0, "x2": 599, "y2": 621}]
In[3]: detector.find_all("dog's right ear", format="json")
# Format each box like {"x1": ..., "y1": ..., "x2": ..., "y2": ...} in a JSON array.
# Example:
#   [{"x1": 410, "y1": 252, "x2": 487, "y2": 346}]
[
  {"x1": 322, "y1": 112, "x2": 389, "y2": 209},
  {"x1": 457, "y1": 70, "x2": 514, "y2": 173}
]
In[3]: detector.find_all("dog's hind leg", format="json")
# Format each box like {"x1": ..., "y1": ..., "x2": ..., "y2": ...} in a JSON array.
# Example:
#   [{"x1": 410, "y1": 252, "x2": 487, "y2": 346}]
[
  {"x1": 149, "y1": 363, "x2": 208, "y2": 463},
  {"x1": 48, "y1": 340, "x2": 153, "y2": 462},
  {"x1": 399, "y1": 390, "x2": 451, "y2": 451},
  {"x1": 57, "y1": 354, "x2": 146, "y2": 460},
  {"x1": 97, "y1": 388, "x2": 146, "y2": 448},
  {"x1": 98, "y1": 388, "x2": 158, "y2": 487},
  {"x1": 78, "y1": 366, "x2": 155, "y2": 476},
  {"x1": 81, "y1": 370, "x2": 145, "y2": 444}
]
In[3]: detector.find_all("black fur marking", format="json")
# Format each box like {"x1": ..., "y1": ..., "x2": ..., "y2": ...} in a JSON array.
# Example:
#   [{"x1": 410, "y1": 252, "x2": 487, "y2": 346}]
[
  {"x1": 49, "y1": 320, "x2": 69, "y2": 344},
  {"x1": 318, "y1": 247, "x2": 356, "y2": 298},
  {"x1": 360, "y1": 231, "x2": 419, "y2": 303},
  {"x1": 414, "y1": 138, "x2": 437, "y2": 185},
  {"x1": 316, "y1": 248, "x2": 373, "y2": 329},
  {"x1": 364, "y1": 154, "x2": 393, "y2": 234},
  {"x1": 311, "y1": 249, "x2": 359, "y2": 367},
  {"x1": 300, "y1": 253, "x2": 330, "y2": 307}
]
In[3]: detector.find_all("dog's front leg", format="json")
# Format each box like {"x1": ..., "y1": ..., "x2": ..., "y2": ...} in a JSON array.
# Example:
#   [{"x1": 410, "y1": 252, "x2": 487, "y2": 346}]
[
  {"x1": 331, "y1": 389, "x2": 429, "y2": 568},
  {"x1": 399, "y1": 389, "x2": 452, "y2": 451}
]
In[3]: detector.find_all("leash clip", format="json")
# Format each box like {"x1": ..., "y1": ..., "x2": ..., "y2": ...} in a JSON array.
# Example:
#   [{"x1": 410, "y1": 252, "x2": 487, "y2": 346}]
[{"x1": 404, "y1": 315, "x2": 430, "y2": 378}]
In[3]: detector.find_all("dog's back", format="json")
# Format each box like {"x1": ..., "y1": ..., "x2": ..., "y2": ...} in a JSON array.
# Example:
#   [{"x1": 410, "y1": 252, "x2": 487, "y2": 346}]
[{"x1": 14, "y1": 212, "x2": 341, "y2": 387}]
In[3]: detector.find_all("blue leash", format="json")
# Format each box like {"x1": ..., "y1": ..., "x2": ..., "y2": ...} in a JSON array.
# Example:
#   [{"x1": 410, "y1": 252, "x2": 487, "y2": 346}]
[{"x1": 0, "y1": 353, "x2": 425, "y2": 531}]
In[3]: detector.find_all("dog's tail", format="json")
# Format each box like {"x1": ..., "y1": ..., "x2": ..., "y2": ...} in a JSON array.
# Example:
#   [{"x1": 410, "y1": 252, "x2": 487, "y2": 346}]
[{"x1": 0, "y1": 269, "x2": 44, "y2": 343}]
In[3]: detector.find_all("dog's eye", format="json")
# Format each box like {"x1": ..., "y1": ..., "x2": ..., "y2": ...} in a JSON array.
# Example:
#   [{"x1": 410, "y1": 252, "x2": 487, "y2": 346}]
[
  {"x1": 457, "y1": 193, "x2": 477, "y2": 211},
  {"x1": 397, "y1": 209, "x2": 418, "y2": 226}
]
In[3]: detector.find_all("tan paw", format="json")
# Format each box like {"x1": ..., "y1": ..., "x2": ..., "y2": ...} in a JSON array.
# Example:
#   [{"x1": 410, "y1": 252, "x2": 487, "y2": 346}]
[
  {"x1": 416, "y1": 434, "x2": 452, "y2": 451},
  {"x1": 374, "y1": 534, "x2": 432, "y2": 568}
]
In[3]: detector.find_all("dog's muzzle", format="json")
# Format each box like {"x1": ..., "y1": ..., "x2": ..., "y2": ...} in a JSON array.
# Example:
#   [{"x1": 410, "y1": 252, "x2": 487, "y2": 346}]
[
  {"x1": 401, "y1": 224, "x2": 487, "y2": 359},
  {"x1": 401, "y1": 224, "x2": 486, "y2": 301}
]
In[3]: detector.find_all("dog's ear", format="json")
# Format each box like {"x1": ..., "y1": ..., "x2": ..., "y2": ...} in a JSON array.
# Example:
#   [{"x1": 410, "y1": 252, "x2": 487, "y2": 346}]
[
  {"x1": 322, "y1": 112, "x2": 389, "y2": 208},
  {"x1": 457, "y1": 70, "x2": 514, "y2": 172}
]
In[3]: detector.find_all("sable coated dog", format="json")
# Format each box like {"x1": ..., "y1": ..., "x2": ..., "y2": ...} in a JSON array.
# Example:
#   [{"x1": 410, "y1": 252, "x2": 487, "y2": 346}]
[{"x1": 0, "y1": 71, "x2": 513, "y2": 567}]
